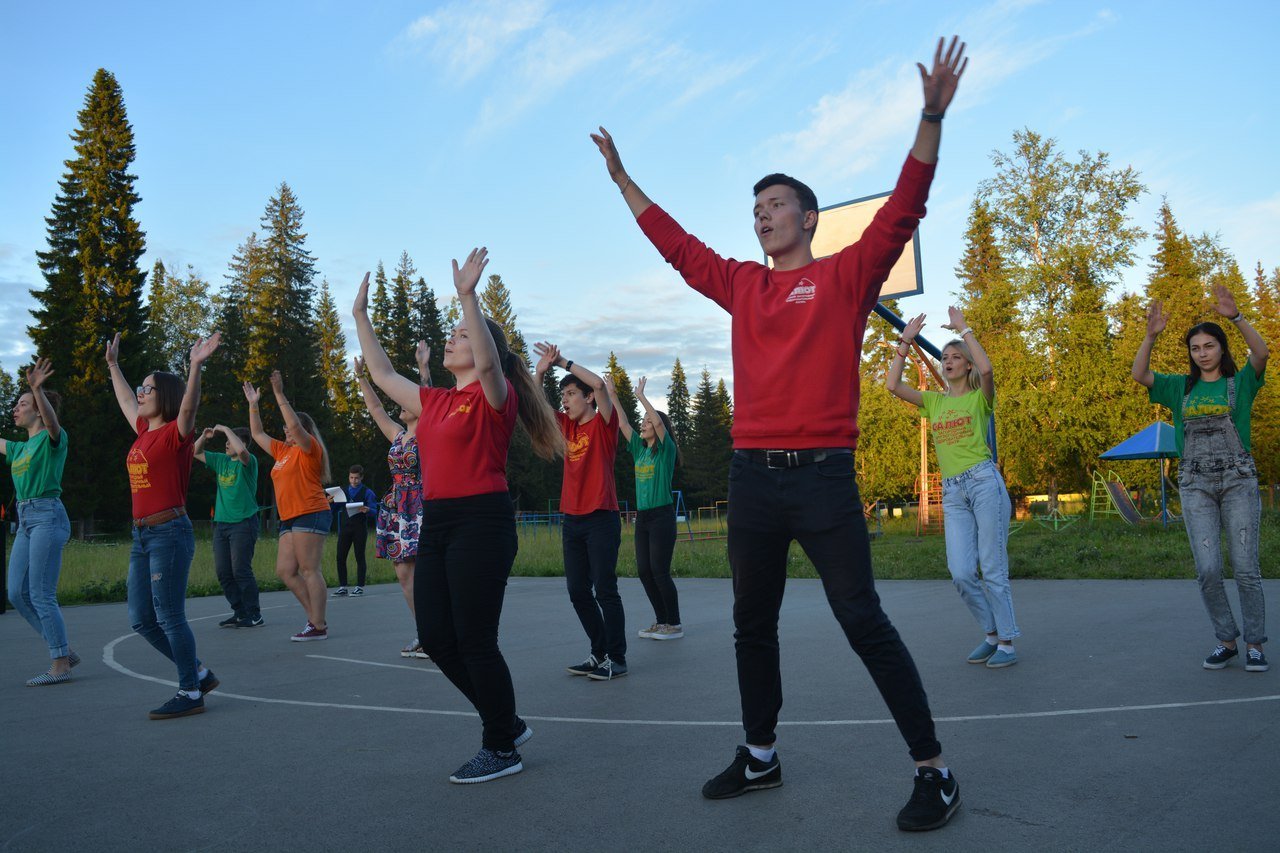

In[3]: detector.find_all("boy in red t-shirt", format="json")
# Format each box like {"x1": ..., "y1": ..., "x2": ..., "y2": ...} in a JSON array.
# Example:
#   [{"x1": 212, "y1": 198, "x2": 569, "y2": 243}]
[
  {"x1": 534, "y1": 342, "x2": 627, "y2": 680},
  {"x1": 590, "y1": 36, "x2": 968, "y2": 833}
]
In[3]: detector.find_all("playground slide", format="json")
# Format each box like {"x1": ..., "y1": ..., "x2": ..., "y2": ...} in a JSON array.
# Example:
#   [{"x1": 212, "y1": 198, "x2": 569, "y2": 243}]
[{"x1": 1105, "y1": 481, "x2": 1145, "y2": 525}]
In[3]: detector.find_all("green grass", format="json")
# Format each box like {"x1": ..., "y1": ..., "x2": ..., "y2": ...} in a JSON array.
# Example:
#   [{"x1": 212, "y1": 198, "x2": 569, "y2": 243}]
[{"x1": 11, "y1": 509, "x2": 1278, "y2": 606}]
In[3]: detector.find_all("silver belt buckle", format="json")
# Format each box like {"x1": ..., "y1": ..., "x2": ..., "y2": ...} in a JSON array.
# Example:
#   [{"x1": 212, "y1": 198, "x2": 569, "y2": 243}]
[{"x1": 765, "y1": 450, "x2": 793, "y2": 469}]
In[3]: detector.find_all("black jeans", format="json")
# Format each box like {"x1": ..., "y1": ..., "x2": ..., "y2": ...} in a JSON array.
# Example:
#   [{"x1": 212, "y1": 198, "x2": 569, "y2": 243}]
[
  {"x1": 336, "y1": 516, "x2": 368, "y2": 587},
  {"x1": 563, "y1": 510, "x2": 626, "y2": 664},
  {"x1": 212, "y1": 517, "x2": 261, "y2": 619},
  {"x1": 415, "y1": 492, "x2": 521, "y2": 752},
  {"x1": 727, "y1": 451, "x2": 941, "y2": 761},
  {"x1": 635, "y1": 504, "x2": 680, "y2": 625}
]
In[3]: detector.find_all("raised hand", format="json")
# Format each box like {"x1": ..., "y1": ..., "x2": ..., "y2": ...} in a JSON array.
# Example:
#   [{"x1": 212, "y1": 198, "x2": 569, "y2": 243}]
[
  {"x1": 636, "y1": 376, "x2": 648, "y2": 398},
  {"x1": 353, "y1": 355, "x2": 366, "y2": 378},
  {"x1": 602, "y1": 373, "x2": 616, "y2": 395},
  {"x1": 1212, "y1": 284, "x2": 1240, "y2": 319},
  {"x1": 415, "y1": 340, "x2": 431, "y2": 373},
  {"x1": 452, "y1": 248, "x2": 489, "y2": 296},
  {"x1": 901, "y1": 313, "x2": 927, "y2": 343},
  {"x1": 202, "y1": 427, "x2": 216, "y2": 441},
  {"x1": 269, "y1": 369, "x2": 285, "y2": 396},
  {"x1": 533, "y1": 341, "x2": 561, "y2": 374},
  {"x1": 589, "y1": 126, "x2": 627, "y2": 184},
  {"x1": 242, "y1": 381, "x2": 261, "y2": 405},
  {"x1": 941, "y1": 306, "x2": 967, "y2": 332},
  {"x1": 1145, "y1": 301, "x2": 1168, "y2": 338},
  {"x1": 917, "y1": 36, "x2": 967, "y2": 115},
  {"x1": 353, "y1": 272, "x2": 371, "y2": 315},
  {"x1": 105, "y1": 332, "x2": 121, "y2": 367},
  {"x1": 190, "y1": 331, "x2": 222, "y2": 367},
  {"x1": 26, "y1": 357, "x2": 54, "y2": 390}
]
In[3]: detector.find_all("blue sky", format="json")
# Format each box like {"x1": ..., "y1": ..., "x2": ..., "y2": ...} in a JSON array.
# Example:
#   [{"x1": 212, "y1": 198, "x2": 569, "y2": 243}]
[{"x1": 2, "y1": 0, "x2": 1277, "y2": 405}]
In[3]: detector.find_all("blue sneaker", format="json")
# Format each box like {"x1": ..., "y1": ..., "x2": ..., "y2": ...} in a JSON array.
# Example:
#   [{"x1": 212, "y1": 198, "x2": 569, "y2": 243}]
[
  {"x1": 966, "y1": 641, "x2": 997, "y2": 664},
  {"x1": 986, "y1": 648, "x2": 1018, "y2": 669},
  {"x1": 149, "y1": 692, "x2": 205, "y2": 720},
  {"x1": 448, "y1": 748, "x2": 523, "y2": 784}
]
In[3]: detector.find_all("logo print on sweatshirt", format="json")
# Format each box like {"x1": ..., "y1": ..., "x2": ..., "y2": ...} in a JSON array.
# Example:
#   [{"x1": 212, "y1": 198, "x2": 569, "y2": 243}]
[{"x1": 785, "y1": 278, "x2": 817, "y2": 304}]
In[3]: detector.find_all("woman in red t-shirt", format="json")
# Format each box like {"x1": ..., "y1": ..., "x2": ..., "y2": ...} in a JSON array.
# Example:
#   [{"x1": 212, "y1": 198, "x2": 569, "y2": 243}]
[
  {"x1": 106, "y1": 331, "x2": 222, "y2": 720},
  {"x1": 353, "y1": 249, "x2": 563, "y2": 784},
  {"x1": 245, "y1": 370, "x2": 333, "y2": 642}
]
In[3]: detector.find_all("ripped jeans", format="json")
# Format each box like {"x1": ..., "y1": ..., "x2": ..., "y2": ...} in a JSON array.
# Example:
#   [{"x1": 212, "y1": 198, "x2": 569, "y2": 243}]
[
  {"x1": 1179, "y1": 459, "x2": 1266, "y2": 645},
  {"x1": 127, "y1": 515, "x2": 202, "y2": 690}
]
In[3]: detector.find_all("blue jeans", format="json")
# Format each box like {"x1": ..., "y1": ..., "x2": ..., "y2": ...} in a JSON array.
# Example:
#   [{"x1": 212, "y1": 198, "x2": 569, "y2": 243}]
[
  {"x1": 942, "y1": 459, "x2": 1020, "y2": 641},
  {"x1": 7, "y1": 497, "x2": 72, "y2": 659},
  {"x1": 127, "y1": 515, "x2": 201, "y2": 691},
  {"x1": 213, "y1": 516, "x2": 261, "y2": 619}
]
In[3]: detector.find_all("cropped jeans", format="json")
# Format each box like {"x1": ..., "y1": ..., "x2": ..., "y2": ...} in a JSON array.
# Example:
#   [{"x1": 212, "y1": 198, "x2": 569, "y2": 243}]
[
  {"x1": 7, "y1": 497, "x2": 72, "y2": 659},
  {"x1": 941, "y1": 459, "x2": 1020, "y2": 641},
  {"x1": 127, "y1": 515, "x2": 202, "y2": 691}
]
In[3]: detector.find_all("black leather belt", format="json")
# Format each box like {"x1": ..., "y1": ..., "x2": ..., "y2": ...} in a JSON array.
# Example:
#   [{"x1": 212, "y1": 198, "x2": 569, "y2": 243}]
[{"x1": 740, "y1": 448, "x2": 853, "y2": 469}]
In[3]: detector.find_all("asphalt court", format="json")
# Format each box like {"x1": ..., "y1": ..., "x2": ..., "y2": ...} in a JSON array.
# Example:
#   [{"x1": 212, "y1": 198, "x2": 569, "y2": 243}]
[{"x1": 3, "y1": 576, "x2": 1278, "y2": 852}]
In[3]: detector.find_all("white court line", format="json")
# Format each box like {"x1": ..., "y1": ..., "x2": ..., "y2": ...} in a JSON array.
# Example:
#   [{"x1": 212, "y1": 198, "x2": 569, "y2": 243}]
[
  {"x1": 306, "y1": 654, "x2": 442, "y2": 674},
  {"x1": 101, "y1": 625, "x2": 1280, "y2": 726}
]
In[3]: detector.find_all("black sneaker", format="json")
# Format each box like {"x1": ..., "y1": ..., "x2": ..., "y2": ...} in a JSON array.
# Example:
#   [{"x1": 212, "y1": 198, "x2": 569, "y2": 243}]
[
  {"x1": 331, "y1": 587, "x2": 348, "y2": 598},
  {"x1": 199, "y1": 669, "x2": 220, "y2": 694},
  {"x1": 149, "y1": 692, "x2": 205, "y2": 720},
  {"x1": 1245, "y1": 649, "x2": 1270, "y2": 672},
  {"x1": 351, "y1": 586, "x2": 365, "y2": 596},
  {"x1": 588, "y1": 656, "x2": 627, "y2": 681},
  {"x1": 566, "y1": 654, "x2": 600, "y2": 676},
  {"x1": 701, "y1": 745, "x2": 782, "y2": 799},
  {"x1": 1204, "y1": 644, "x2": 1239, "y2": 669},
  {"x1": 237, "y1": 615, "x2": 265, "y2": 628},
  {"x1": 448, "y1": 748, "x2": 523, "y2": 784},
  {"x1": 897, "y1": 767, "x2": 960, "y2": 831},
  {"x1": 218, "y1": 615, "x2": 241, "y2": 628}
]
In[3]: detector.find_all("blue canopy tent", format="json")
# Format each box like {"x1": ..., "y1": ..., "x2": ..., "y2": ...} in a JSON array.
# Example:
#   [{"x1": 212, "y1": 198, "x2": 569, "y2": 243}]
[{"x1": 1100, "y1": 422, "x2": 1179, "y2": 527}]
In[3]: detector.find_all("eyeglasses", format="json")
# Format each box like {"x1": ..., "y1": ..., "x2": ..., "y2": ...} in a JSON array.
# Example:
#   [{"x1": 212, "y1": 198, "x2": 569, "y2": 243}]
[{"x1": 135, "y1": 385, "x2": 157, "y2": 397}]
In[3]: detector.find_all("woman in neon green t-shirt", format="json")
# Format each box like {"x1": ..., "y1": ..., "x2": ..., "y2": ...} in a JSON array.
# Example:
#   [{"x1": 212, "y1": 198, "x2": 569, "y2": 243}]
[
  {"x1": 1131, "y1": 285, "x2": 1269, "y2": 673},
  {"x1": 888, "y1": 307, "x2": 1020, "y2": 669},
  {"x1": 2, "y1": 358, "x2": 77, "y2": 685}
]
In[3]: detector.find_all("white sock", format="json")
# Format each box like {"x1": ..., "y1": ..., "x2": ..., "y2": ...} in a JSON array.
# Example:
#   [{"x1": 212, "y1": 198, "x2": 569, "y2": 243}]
[
  {"x1": 985, "y1": 635, "x2": 998, "y2": 646},
  {"x1": 919, "y1": 766, "x2": 949, "y2": 779},
  {"x1": 998, "y1": 643, "x2": 1015, "y2": 654},
  {"x1": 180, "y1": 689, "x2": 202, "y2": 700},
  {"x1": 748, "y1": 745, "x2": 776, "y2": 763},
  {"x1": 197, "y1": 666, "x2": 209, "y2": 680}
]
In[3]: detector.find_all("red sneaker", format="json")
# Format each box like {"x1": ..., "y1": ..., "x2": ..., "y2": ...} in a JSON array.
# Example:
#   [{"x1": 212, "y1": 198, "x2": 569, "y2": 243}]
[{"x1": 290, "y1": 622, "x2": 328, "y2": 642}]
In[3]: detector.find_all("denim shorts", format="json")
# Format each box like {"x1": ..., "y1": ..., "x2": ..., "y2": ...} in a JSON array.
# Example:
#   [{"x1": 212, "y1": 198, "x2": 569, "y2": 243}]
[{"x1": 279, "y1": 509, "x2": 332, "y2": 535}]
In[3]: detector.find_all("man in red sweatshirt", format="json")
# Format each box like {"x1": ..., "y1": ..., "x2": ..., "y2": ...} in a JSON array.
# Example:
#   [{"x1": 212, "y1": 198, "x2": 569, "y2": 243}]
[{"x1": 591, "y1": 37, "x2": 967, "y2": 832}]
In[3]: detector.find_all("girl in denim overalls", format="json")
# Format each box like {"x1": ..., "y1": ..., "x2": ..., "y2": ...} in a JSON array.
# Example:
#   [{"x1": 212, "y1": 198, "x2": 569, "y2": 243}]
[
  {"x1": 1132, "y1": 285, "x2": 1269, "y2": 672},
  {"x1": 889, "y1": 307, "x2": 1020, "y2": 668}
]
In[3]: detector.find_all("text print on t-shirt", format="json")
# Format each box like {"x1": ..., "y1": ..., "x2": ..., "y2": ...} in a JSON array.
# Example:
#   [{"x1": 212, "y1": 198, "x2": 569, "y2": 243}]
[
  {"x1": 785, "y1": 277, "x2": 817, "y2": 305},
  {"x1": 128, "y1": 446, "x2": 151, "y2": 493},
  {"x1": 567, "y1": 431, "x2": 590, "y2": 463},
  {"x1": 931, "y1": 414, "x2": 975, "y2": 446},
  {"x1": 636, "y1": 461, "x2": 655, "y2": 483}
]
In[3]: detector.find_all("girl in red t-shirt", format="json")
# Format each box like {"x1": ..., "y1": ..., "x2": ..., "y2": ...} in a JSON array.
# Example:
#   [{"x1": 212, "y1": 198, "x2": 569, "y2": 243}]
[
  {"x1": 106, "y1": 331, "x2": 221, "y2": 720},
  {"x1": 245, "y1": 370, "x2": 333, "y2": 642},
  {"x1": 353, "y1": 249, "x2": 563, "y2": 784}
]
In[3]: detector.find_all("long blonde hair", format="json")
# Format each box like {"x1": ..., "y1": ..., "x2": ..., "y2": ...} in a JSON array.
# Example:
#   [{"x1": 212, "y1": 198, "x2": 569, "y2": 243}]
[
  {"x1": 295, "y1": 411, "x2": 333, "y2": 483},
  {"x1": 484, "y1": 317, "x2": 565, "y2": 460},
  {"x1": 942, "y1": 340, "x2": 983, "y2": 393}
]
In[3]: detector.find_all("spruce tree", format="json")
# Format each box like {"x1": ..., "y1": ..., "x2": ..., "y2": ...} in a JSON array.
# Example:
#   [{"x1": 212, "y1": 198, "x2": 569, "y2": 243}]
[
  {"x1": 667, "y1": 358, "x2": 691, "y2": 449},
  {"x1": 479, "y1": 273, "x2": 528, "y2": 360},
  {"x1": 148, "y1": 260, "x2": 214, "y2": 373},
  {"x1": 371, "y1": 260, "x2": 392, "y2": 341},
  {"x1": 388, "y1": 251, "x2": 417, "y2": 368},
  {"x1": 411, "y1": 275, "x2": 449, "y2": 387},
  {"x1": 29, "y1": 68, "x2": 149, "y2": 522},
  {"x1": 1145, "y1": 201, "x2": 1210, "y2": 374},
  {"x1": 606, "y1": 353, "x2": 640, "y2": 509}
]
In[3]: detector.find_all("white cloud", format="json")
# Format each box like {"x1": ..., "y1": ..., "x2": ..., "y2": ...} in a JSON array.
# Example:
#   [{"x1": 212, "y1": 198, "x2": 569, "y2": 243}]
[{"x1": 397, "y1": 0, "x2": 550, "y2": 82}]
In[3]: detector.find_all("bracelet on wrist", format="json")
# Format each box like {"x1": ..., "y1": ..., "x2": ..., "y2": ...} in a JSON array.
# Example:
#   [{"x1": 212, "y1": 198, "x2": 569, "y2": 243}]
[
  {"x1": 619, "y1": 177, "x2": 632, "y2": 195},
  {"x1": 564, "y1": 359, "x2": 574, "y2": 371},
  {"x1": 1229, "y1": 312, "x2": 1244, "y2": 323},
  {"x1": 922, "y1": 110, "x2": 945, "y2": 123},
  {"x1": 959, "y1": 327, "x2": 974, "y2": 337}
]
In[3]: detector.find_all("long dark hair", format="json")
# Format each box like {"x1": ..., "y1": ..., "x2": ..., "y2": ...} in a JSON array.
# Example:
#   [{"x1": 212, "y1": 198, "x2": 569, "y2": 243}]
[
  {"x1": 651, "y1": 409, "x2": 682, "y2": 468},
  {"x1": 149, "y1": 371, "x2": 185, "y2": 422},
  {"x1": 483, "y1": 317, "x2": 565, "y2": 460},
  {"x1": 1183, "y1": 322, "x2": 1237, "y2": 393}
]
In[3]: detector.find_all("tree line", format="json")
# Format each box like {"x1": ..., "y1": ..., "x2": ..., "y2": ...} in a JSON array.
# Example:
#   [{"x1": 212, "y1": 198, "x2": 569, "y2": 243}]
[
  {"x1": 1, "y1": 69, "x2": 736, "y2": 525},
  {"x1": 4, "y1": 72, "x2": 1276, "y2": 526}
]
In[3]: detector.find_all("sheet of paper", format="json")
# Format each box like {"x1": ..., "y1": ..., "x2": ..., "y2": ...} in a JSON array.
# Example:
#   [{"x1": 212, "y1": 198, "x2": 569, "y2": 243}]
[{"x1": 325, "y1": 486, "x2": 346, "y2": 502}]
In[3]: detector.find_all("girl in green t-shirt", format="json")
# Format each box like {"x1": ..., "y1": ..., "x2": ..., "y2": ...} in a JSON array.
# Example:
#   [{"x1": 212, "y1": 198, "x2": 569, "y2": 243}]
[
  {"x1": 888, "y1": 308, "x2": 1020, "y2": 669},
  {"x1": 2, "y1": 358, "x2": 77, "y2": 685},
  {"x1": 1131, "y1": 285, "x2": 1269, "y2": 673},
  {"x1": 604, "y1": 374, "x2": 683, "y2": 641}
]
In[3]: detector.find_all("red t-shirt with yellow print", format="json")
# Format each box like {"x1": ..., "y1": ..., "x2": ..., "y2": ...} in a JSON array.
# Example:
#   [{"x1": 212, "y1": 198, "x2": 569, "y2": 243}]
[
  {"x1": 128, "y1": 418, "x2": 194, "y2": 518},
  {"x1": 556, "y1": 408, "x2": 619, "y2": 515},
  {"x1": 417, "y1": 379, "x2": 518, "y2": 500}
]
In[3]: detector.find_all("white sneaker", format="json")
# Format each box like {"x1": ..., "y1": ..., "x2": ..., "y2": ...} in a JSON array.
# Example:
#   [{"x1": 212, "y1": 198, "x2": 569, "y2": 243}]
[{"x1": 401, "y1": 638, "x2": 422, "y2": 658}]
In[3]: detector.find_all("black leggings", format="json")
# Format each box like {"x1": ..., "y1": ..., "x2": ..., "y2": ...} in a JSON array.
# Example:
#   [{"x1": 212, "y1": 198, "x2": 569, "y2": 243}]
[
  {"x1": 635, "y1": 504, "x2": 680, "y2": 625},
  {"x1": 336, "y1": 517, "x2": 368, "y2": 587},
  {"x1": 415, "y1": 492, "x2": 521, "y2": 752}
]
